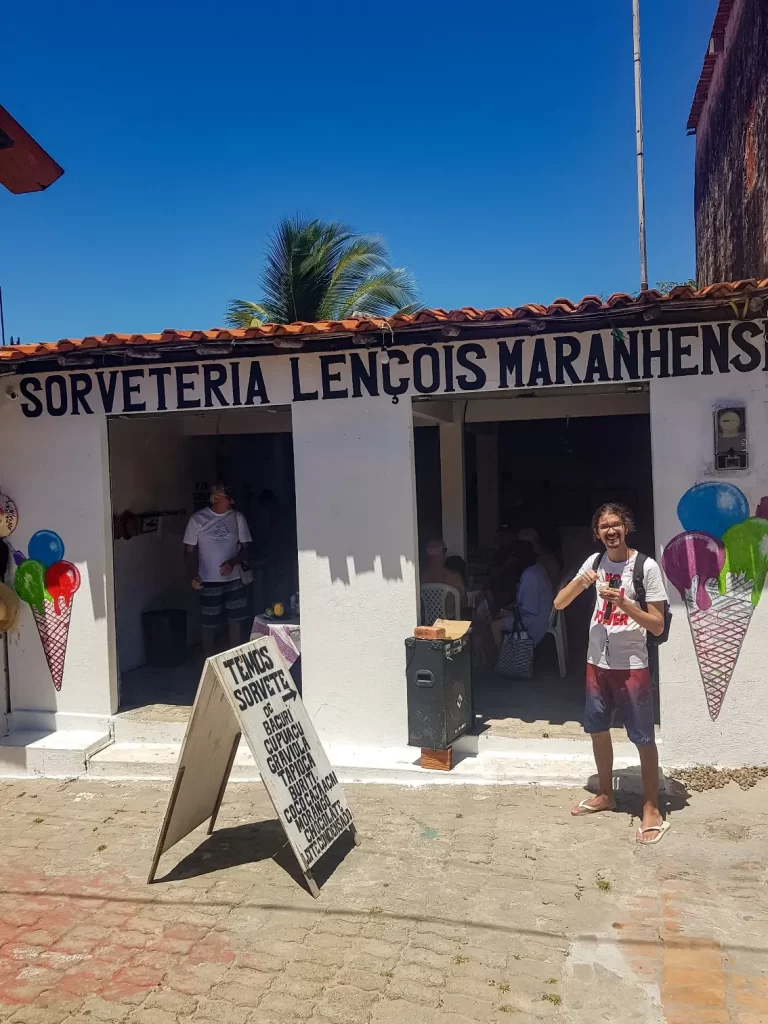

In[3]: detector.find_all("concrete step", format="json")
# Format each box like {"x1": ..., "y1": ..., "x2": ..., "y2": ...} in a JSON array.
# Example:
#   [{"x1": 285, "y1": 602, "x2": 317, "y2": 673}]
[
  {"x1": 86, "y1": 736, "x2": 648, "y2": 788},
  {"x1": 0, "y1": 729, "x2": 112, "y2": 778},
  {"x1": 88, "y1": 741, "x2": 259, "y2": 781},
  {"x1": 454, "y1": 730, "x2": 646, "y2": 759},
  {"x1": 112, "y1": 714, "x2": 187, "y2": 745}
]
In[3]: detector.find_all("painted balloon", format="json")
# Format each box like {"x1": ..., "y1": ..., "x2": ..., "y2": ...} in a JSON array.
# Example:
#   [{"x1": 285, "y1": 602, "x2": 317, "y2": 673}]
[
  {"x1": 44, "y1": 561, "x2": 81, "y2": 615},
  {"x1": 721, "y1": 517, "x2": 768, "y2": 606},
  {"x1": 0, "y1": 496, "x2": 18, "y2": 539},
  {"x1": 14, "y1": 559, "x2": 49, "y2": 614},
  {"x1": 28, "y1": 530, "x2": 65, "y2": 568},
  {"x1": 12, "y1": 549, "x2": 26, "y2": 567},
  {"x1": 677, "y1": 482, "x2": 749, "y2": 539},
  {"x1": 662, "y1": 531, "x2": 725, "y2": 610},
  {"x1": 756, "y1": 497, "x2": 768, "y2": 520}
]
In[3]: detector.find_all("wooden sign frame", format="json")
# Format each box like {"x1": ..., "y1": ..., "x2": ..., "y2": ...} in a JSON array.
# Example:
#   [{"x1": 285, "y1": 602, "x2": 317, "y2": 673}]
[{"x1": 148, "y1": 636, "x2": 359, "y2": 897}]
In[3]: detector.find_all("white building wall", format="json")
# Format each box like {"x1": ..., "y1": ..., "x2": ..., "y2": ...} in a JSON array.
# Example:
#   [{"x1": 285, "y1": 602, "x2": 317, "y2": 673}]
[
  {"x1": 0, "y1": 320, "x2": 765, "y2": 770},
  {"x1": 292, "y1": 397, "x2": 419, "y2": 747},
  {"x1": 0, "y1": 410, "x2": 115, "y2": 730},
  {"x1": 652, "y1": 371, "x2": 768, "y2": 767}
]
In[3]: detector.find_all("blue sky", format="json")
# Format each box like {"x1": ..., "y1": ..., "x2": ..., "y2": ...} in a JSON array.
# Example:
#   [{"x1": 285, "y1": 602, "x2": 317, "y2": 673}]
[{"x1": 2, "y1": 0, "x2": 716, "y2": 344}]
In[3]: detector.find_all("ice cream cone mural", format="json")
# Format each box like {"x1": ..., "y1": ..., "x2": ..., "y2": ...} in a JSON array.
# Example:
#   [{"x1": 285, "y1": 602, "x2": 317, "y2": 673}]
[
  {"x1": 13, "y1": 530, "x2": 81, "y2": 692},
  {"x1": 663, "y1": 483, "x2": 768, "y2": 721}
]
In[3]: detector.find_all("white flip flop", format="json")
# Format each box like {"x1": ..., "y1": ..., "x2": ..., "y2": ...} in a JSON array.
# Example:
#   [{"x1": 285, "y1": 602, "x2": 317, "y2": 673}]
[
  {"x1": 572, "y1": 798, "x2": 616, "y2": 816},
  {"x1": 636, "y1": 821, "x2": 671, "y2": 845}
]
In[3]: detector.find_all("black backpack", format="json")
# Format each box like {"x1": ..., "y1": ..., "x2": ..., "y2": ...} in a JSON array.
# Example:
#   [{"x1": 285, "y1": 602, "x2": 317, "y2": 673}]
[{"x1": 591, "y1": 552, "x2": 672, "y2": 646}]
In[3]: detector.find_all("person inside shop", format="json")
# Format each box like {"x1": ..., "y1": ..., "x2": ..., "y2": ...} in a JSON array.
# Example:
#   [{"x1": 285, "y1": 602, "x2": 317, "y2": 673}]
[
  {"x1": 491, "y1": 539, "x2": 553, "y2": 650},
  {"x1": 471, "y1": 549, "x2": 523, "y2": 670},
  {"x1": 183, "y1": 483, "x2": 253, "y2": 656},
  {"x1": 444, "y1": 554, "x2": 468, "y2": 588},
  {"x1": 517, "y1": 527, "x2": 561, "y2": 592},
  {"x1": 421, "y1": 539, "x2": 466, "y2": 616}
]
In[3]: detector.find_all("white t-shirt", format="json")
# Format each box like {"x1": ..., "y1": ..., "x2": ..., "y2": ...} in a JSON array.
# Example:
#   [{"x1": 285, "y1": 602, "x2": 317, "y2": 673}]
[
  {"x1": 577, "y1": 551, "x2": 667, "y2": 670},
  {"x1": 183, "y1": 508, "x2": 252, "y2": 583}
]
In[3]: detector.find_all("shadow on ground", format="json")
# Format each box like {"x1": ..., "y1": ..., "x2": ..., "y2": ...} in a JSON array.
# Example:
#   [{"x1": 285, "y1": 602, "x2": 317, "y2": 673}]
[
  {"x1": 583, "y1": 766, "x2": 691, "y2": 820},
  {"x1": 155, "y1": 820, "x2": 356, "y2": 895}
]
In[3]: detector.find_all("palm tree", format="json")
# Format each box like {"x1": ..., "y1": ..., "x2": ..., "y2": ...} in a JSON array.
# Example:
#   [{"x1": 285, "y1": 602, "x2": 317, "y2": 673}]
[{"x1": 225, "y1": 216, "x2": 420, "y2": 327}]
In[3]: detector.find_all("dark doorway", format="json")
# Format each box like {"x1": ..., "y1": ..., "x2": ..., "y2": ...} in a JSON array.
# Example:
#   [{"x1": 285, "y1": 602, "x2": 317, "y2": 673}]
[{"x1": 472, "y1": 412, "x2": 658, "y2": 737}]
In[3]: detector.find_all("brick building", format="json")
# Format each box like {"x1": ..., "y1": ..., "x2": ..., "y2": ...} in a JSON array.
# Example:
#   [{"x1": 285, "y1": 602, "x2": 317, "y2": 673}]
[{"x1": 689, "y1": 0, "x2": 768, "y2": 285}]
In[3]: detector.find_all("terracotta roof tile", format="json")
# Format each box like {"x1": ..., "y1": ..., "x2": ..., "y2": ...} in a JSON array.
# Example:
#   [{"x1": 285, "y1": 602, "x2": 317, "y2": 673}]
[{"x1": 2, "y1": 279, "x2": 767, "y2": 365}]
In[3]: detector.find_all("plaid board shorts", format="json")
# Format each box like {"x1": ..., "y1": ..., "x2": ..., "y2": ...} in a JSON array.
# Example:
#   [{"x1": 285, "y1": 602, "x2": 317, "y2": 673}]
[
  {"x1": 199, "y1": 579, "x2": 250, "y2": 626},
  {"x1": 584, "y1": 663, "x2": 655, "y2": 746}
]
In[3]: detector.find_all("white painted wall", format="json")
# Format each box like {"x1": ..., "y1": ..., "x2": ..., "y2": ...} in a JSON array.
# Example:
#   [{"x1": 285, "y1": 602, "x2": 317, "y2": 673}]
[
  {"x1": 652, "y1": 371, "x2": 768, "y2": 766},
  {"x1": 0, "y1": 409, "x2": 115, "y2": 729},
  {"x1": 293, "y1": 397, "x2": 419, "y2": 747},
  {"x1": 0, "y1": 320, "x2": 765, "y2": 768}
]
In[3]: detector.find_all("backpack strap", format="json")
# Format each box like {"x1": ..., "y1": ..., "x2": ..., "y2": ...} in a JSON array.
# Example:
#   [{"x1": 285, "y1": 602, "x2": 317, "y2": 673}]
[
  {"x1": 591, "y1": 553, "x2": 602, "y2": 572},
  {"x1": 633, "y1": 553, "x2": 648, "y2": 611}
]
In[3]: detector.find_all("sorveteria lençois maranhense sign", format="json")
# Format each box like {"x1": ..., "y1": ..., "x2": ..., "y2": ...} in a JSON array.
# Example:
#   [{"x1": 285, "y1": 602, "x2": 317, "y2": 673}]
[{"x1": 17, "y1": 321, "x2": 768, "y2": 418}]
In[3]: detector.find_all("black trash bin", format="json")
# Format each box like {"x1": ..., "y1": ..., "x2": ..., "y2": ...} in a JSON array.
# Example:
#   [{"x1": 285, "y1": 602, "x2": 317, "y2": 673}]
[
  {"x1": 405, "y1": 628, "x2": 473, "y2": 749},
  {"x1": 142, "y1": 609, "x2": 188, "y2": 667}
]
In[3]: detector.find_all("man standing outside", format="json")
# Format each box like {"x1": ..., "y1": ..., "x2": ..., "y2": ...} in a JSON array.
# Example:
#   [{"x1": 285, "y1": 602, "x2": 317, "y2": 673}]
[
  {"x1": 183, "y1": 484, "x2": 253, "y2": 656},
  {"x1": 554, "y1": 504, "x2": 669, "y2": 845}
]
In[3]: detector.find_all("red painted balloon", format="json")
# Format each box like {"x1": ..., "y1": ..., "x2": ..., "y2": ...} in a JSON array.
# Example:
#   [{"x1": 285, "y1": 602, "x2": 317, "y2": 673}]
[{"x1": 45, "y1": 560, "x2": 81, "y2": 614}]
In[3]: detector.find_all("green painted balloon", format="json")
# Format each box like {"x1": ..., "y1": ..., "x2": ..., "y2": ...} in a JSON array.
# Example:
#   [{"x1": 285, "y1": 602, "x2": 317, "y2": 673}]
[
  {"x1": 720, "y1": 517, "x2": 768, "y2": 605},
  {"x1": 14, "y1": 559, "x2": 49, "y2": 614}
]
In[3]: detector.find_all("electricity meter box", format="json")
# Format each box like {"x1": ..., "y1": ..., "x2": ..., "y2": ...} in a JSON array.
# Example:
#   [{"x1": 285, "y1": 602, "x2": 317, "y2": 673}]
[
  {"x1": 714, "y1": 405, "x2": 748, "y2": 470},
  {"x1": 405, "y1": 622, "x2": 473, "y2": 749}
]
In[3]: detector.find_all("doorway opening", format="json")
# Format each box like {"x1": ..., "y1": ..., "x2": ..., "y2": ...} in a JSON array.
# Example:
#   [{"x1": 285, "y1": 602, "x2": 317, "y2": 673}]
[
  {"x1": 414, "y1": 386, "x2": 658, "y2": 739},
  {"x1": 107, "y1": 409, "x2": 297, "y2": 717}
]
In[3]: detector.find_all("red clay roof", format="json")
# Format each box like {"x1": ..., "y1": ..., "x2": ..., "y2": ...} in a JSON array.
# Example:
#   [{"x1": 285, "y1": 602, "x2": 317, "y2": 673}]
[
  {"x1": 687, "y1": 0, "x2": 737, "y2": 134},
  {"x1": 0, "y1": 105, "x2": 64, "y2": 194},
  {"x1": 2, "y1": 278, "x2": 767, "y2": 364}
]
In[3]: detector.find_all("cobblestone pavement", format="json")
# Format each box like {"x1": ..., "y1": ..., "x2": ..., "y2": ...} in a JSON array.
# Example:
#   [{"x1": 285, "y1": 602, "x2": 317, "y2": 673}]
[{"x1": 0, "y1": 776, "x2": 765, "y2": 1023}]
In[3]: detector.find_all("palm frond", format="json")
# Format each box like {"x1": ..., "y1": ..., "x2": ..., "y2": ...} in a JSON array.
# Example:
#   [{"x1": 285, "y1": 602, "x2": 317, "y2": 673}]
[
  {"x1": 336, "y1": 268, "x2": 421, "y2": 319},
  {"x1": 224, "y1": 300, "x2": 272, "y2": 328},
  {"x1": 226, "y1": 216, "x2": 420, "y2": 325}
]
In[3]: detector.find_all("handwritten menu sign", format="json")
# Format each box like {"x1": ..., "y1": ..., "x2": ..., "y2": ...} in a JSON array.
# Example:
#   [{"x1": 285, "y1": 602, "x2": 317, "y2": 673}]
[
  {"x1": 148, "y1": 635, "x2": 357, "y2": 895},
  {"x1": 213, "y1": 638, "x2": 354, "y2": 869}
]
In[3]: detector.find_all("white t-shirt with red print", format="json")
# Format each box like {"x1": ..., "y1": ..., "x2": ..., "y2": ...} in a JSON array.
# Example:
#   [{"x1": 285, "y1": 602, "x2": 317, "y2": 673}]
[{"x1": 577, "y1": 550, "x2": 667, "y2": 670}]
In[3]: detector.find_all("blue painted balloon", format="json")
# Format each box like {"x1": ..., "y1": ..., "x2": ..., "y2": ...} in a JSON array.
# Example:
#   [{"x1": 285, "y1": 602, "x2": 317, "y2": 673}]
[
  {"x1": 677, "y1": 482, "x2": 750, "y2": 539},
  {"x1": 28, "y1": 530, "x2": 65, "y2": 568}
]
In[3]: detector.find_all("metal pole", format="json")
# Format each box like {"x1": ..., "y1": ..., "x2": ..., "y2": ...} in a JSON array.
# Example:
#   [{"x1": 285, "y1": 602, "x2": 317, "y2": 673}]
[
  {"x1": 0, "y1": 287, "x2": 5, "y2": 346},
  {"x1": 633, "y1": 0, "x2": 649, "y2": 292}
]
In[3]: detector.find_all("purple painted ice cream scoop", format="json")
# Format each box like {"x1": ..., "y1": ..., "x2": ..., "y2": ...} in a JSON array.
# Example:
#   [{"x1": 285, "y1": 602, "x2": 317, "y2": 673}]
[{"x1": 662, "y1": 531, "x2": 725, "y2": 610}]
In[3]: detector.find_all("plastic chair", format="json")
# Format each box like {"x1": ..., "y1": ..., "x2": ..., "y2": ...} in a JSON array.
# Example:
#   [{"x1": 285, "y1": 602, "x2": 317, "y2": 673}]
[
  {"x1": 547, "y1": 606, "x2": 568, "y2": 678},
  {"x1": 420, "y1": 584, "x2": 462, "y2": 626}
]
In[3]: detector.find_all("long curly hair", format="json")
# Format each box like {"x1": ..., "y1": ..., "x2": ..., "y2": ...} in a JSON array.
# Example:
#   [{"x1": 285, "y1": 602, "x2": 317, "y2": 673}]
[{"x1": 591, "y1": 503, "x2": 635, "y2": 540}]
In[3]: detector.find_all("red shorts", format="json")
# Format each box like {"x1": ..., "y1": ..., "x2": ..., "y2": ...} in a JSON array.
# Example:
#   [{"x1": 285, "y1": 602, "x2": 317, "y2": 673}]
[{"x1": 584, "y1": 664, "x2": 655, "y2": 746}]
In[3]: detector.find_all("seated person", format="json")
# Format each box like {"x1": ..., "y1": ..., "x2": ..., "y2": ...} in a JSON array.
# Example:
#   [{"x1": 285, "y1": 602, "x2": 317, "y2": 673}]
[
  {"x1": 491, "y1": 541, "x2": 553, "y2": 650},
  {"x1": 420, "y1": 539, "x2": 466, "y2": 618},
  {"x1": 471, "y1": 557, "x2": 522, "y2": 669},
  {"x1": 517, "y1": 527, "x2": 561, "y2": 592},
  {"x1": 444, "y1": 554, "x2": 467, "y2": 588}
]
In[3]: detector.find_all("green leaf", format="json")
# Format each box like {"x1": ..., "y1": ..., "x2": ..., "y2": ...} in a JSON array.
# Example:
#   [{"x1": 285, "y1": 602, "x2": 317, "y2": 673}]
[{"x1": 227, "y1": 215, "x2": 420, "y2": 325}]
